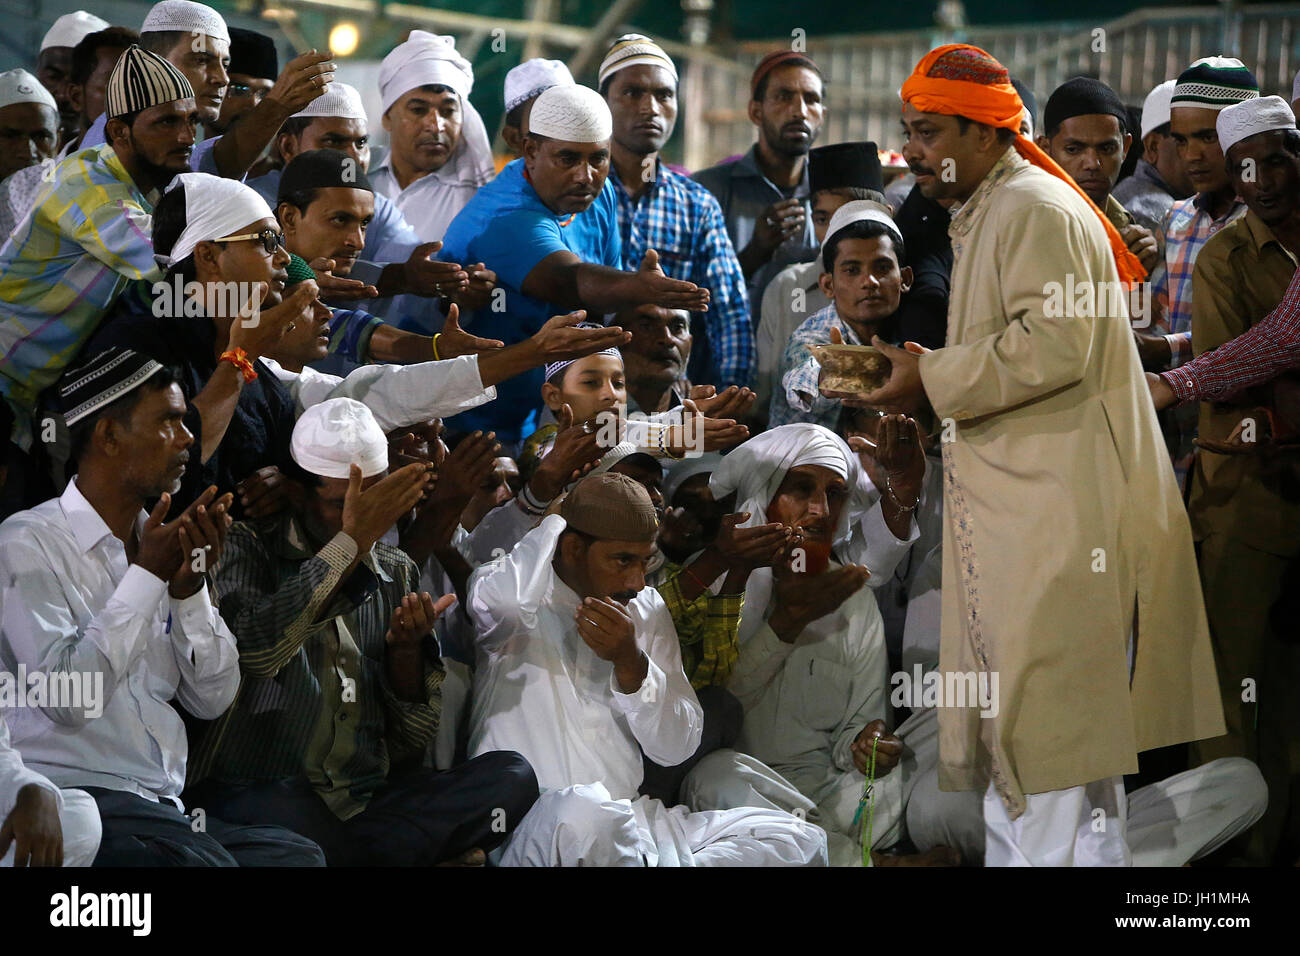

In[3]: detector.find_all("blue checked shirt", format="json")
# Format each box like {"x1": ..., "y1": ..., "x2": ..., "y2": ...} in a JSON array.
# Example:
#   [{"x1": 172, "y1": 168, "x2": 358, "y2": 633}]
[
  {"x1": 0, "y1": 145, "x2": 161, "y2": 450},
  {"x1": 771, "y1": 302, "x2": 863, "y2": 430},
  {"x1": 609, "y1": 161, "x2": 753, "y2": 389}
]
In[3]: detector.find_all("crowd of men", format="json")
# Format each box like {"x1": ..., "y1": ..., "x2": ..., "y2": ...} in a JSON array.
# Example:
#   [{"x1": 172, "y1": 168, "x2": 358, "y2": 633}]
[{"x1": 0, "y1": 1, "x2": 1295, "y2": 867}]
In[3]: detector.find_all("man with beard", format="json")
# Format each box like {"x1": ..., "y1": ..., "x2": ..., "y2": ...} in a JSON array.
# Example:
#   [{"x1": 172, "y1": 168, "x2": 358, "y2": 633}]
[
  {"x1": 694, "y1": 51, "x2": 825, "y2": 324},
  {"x1": 0, "y1": 47, "x2": 198, "y2": 513},
  {"x1": 1037, "y1": 76, "x2": 1160, "y2": 272},
  {"x1": 601, "y1": 35, "x2": 752, "y2": 391},
  {"x1": 36, "y1": 11, "x2": 109, "y2": 150},
  {"x1": 1148, "y1": 96, "x2": 1300, "y2": 865},
  {"x1": 370, "y1": 32, "x2": 496, "y2": 245},
  {"x1": 0, "y1": 70, "x2": 59, "y2": 182},
  {"x1": 0, "y1": 347, "x2": 325, "y2": 866},
  {"x1": 1113, "y1": 80, "x2": 1195, "y2": 236},
  {"x1": 468, "y1": 472, "x2": 828, "y2": 866},
  {"x1": 437, "y1": 84, "x2": 709, "y2": 450}
]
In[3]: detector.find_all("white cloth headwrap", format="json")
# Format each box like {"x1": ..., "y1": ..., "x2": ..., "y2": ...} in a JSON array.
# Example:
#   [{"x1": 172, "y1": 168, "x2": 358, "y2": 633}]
[
  {"x1": 154, "y1": 172, "x2": 274, "y2": 269},
  {"x1": 822, "y1": 200, "x2": 901, "y2": 269},
  {"x1": 1140, "y1": 79, "x2": 1176, "y2": 139},
  {"x1": 380, "y1": 31, "x2": 473, "y2": 113},
  {"x1": 141, "y1": 0, "x2": 230, "y2": 44},
  {"x1": 41, "y1": 11, "x2": 109, "y2": 51},
  {"x1": 709, "y1": 423, "x2": 869, "y2": 546},
  {"x1": 293, "y1": 81, "x2": 366, "y2": 120},
  {"x1": 505, "y1": 58, "x2": 574, "y2": 113},
  {"x1": 0, "y1": 69, "x2": 58, "y2": 112},
  {"x1": 1217, "y1": 95, "x2": 1297, "y2": 154},
  {"x1": 378, "y1": 32, "x2": 494, "y2": 189},
  {"x1": 291, "y1": 397, "x2": 389, "y2": 480},
  {"x1": 529, "y1": 84, "x2": 612, "y2": 142}
]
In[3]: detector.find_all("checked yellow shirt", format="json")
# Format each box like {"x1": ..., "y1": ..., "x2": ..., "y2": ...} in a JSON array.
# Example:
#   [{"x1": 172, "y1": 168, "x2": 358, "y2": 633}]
[{"x1": 656, "y1": 559, "x2": 743, "y2": 690}]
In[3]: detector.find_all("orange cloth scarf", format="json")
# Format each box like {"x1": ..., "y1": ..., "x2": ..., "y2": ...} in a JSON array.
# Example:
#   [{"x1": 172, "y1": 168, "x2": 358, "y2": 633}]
[{"x1": 901, "y1": 44, "x2": 1147, "y2": 288}]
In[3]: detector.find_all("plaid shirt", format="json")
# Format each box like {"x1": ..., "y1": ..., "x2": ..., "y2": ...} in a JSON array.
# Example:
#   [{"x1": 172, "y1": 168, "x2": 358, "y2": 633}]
[
  {"x1": 1163, "y1": 265, "x2": 1300, "y2": 402},
  {"x1": 0, "y1": 145, "x2": 160, "y2": 450},
  {"x1": 771, "y1": 302, "x2": 863, "y2": 430},
  {"x1": 1153, "y1": 193, "x2": 1247, "y2": 367},
  {"x1": 656, "y1": 560, "x2": 744, "y2": 689},
  {"x1": 609, "y1": 161, "x2": 753, "y2": 389}
]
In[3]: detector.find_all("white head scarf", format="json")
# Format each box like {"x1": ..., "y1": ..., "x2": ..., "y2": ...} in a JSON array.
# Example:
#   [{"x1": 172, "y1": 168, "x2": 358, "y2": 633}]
[
  {"x1": 709, "y1": 423, "x2": 870, "y2": 546},
  {"x1": 291, "y1": 397, "x2": 389, "y2": 479},
  {"x1": 378, "y1": 31, "x2": 494, "y2": 189},
  {"x1": 155, "y1": 172, "x2": 274, "y2": 269}
]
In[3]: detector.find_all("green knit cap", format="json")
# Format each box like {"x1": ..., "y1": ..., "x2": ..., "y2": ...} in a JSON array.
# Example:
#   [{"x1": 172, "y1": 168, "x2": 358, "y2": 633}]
[{"x1": 285, "y1": 253, "x2": 316, "y2": 288}]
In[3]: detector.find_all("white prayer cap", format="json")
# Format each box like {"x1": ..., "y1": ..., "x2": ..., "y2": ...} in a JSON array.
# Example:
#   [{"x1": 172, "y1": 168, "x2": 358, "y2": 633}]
[
  {"x1": 41, "y1": 11, "x2": 109, "y2": 51},
  {"x1": 141, "y1": 0, "x2": 230, "y2": 44},
  {"x1": 293, "y1": 81, "x2": 366, "y2": 121},
  {"x1": 0, "y1": 69, "x2": 58, "y2": 112},
  {"x1": 504, "y1": 58, "x2": 574, "y2": 113},
  {"x1": 154, "y1": 172, "x2": 274, "y2": 269},
  {"x1": 528, "y1": 84, "x2": 612, "y2": 143},
  {"x1": 1292, "y1": 68, "x2": 1300, "y2": 106},
  {"x1": 1139, "y1": 79, "x2": 1176, "y2": 138},
  {"x1": 821, "y1": 200, "x2": 902, "y2": 269},
  {"x1": 292, "y1": 397, "x2": 388, "y2": 480},
  {"x1": 597, "y1": 34, "x2": 677, "y2": 89},
  {"x1": 379, "y1": 30, "x2": 472, "y2": 115},
  {"x1": 1216, "y1": 95, "x2": 1297, "y2": 155}
]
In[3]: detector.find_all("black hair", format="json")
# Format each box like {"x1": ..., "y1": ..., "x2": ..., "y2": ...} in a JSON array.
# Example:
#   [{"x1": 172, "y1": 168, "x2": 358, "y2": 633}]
[
  {"x1": 753, "y1": 55, "x2": 823, "y2": 102},
  {"x1": 138, "y1": 30, "x2": 188, "y2": 57},
  {"x1": 279, "y1": 186, "x2": 321, "y2": 216},
  {"x1": 151, "y1": 180, "x2": 198, "y2": 284},
  {"x1": 822, "y1": 220, "x2": 906, "y2": 273},
  {"x1": 277, "y1": 116, "x2": 315, "y2": 143},
  {"x1": 71, "y1": 27, "x2": 139, "y2": 86},
  {"x1": 68, "y1": 366, "x2": 181, "y2": 464},
  {"x1": 955, "y1": 116, "x2": 1016, "y2": 145},
  {"x1": 504, "y1": 102, "x2": 526, "y2": 130},
  {"x1": 1147, "y1": 121, "x2": 1171, "y2": 139}
]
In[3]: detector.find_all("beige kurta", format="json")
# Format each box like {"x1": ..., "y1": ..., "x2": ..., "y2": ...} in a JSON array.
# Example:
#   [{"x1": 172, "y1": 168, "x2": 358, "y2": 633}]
[{"x1": 917, "y1": 148, "x2": 1223, "y2": 818}]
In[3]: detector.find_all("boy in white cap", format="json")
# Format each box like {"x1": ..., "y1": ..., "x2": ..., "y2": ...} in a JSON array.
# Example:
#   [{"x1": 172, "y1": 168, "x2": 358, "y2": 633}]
[
  {"x1": 370, "y1": 31, "x2": 495, "y2": 244},
  {"x1": 0, "y1": 69, "x2": 59, "y2": 181},
  {"x1": 437, "y1": 83, "x2": 709, "y2": 452},
  {"x1": 501, "y1": 57, "x2": 574, "y2": 158},
  {"x1": 36, "y1": 10, "x2": 109, "y2": 146},
  {"x1": 186, "y1": 397, "x2": 540, "y2": 865},
  {"x1": 1112, "y1": 79, "x2": 1194, "y2": 235}
]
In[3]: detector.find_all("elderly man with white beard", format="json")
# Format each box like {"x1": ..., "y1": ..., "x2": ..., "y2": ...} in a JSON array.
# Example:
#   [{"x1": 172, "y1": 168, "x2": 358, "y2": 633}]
[{"x1": 466, "y1": 472, "x2": 828, "y2": 866}]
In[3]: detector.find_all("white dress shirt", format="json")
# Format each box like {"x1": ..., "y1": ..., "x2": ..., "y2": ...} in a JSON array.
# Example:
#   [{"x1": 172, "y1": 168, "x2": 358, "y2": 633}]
[
  {"x1": 0, "y1": 710, "x2": 59, "y2": 821},
  {"x1": 466, "y1": 515, "x2": 702, "y2": 799},
  {"x1": 0, "y1": 479, "x2": 239, "y2": 806},
  {"x1": 261, "y1": 352, "x2": 496, "y2": 430},
  {"x1": 370, "y1": 145, "x2": 488, "y2": 244}
]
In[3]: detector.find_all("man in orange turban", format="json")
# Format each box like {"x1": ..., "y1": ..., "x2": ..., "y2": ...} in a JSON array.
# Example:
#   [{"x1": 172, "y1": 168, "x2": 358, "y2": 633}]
[{"x1": 823, "y1": 44, "x2": 1228, "y2": 867}]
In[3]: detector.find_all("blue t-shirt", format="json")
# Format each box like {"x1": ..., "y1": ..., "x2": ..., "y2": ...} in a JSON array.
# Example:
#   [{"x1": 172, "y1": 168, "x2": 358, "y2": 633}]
[{"x1": 438, "y1": 158, "x2": 622, "y2": 441}]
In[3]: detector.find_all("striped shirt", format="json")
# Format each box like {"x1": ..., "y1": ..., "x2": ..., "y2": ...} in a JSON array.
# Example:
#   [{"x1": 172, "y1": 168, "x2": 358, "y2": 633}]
[
  {"x1": 0, "y1": 145, "x2": 160, "y2": 450},
  {"x1": 609, "y1": 161, "x2": 754, "y2": 389},
  {"x1": 191, "y1": 513, "x2": 444, "y2": 821},
  {"x1": 1153, "y1": 193, "x2": 1247, "y2": 367}
]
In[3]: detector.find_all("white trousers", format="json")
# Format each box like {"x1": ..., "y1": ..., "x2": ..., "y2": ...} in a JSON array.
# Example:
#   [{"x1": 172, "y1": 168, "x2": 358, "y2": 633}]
[
  {"x1": 499, "y1": 782, "x2": 828, "y2": 866},
  {"x1": 983, "y1": 757, "x2": 1267, "y2": 867},
  {"x1": 1, "y1": 787, "x2": 101, "y2": 867}
]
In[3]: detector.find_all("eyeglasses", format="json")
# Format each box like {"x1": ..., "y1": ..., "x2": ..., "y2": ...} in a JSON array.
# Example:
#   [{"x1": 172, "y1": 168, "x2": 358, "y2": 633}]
[{"x1": 213, "y1": 229, "x2": 285, "y2": 256}]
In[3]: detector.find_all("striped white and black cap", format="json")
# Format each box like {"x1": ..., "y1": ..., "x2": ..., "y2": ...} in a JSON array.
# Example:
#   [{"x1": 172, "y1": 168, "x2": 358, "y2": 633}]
[
  {"x1": 59, "y1": 348, "x2": 165, "y2": 427},
  {"x1": 105, "y1": 44, "x2": 194, "y2": 120}
]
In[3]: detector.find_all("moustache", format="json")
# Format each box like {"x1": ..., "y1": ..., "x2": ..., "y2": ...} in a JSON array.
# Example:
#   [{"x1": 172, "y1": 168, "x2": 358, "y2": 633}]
[{"x1": 611, "y1": 590, "x2": 638, "y2": 604}]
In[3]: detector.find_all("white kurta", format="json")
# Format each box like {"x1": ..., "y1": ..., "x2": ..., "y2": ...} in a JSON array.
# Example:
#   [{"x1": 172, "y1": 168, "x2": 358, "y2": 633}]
[{"x1": 466, "y1": 516, "x2": 826, "y2": 866}]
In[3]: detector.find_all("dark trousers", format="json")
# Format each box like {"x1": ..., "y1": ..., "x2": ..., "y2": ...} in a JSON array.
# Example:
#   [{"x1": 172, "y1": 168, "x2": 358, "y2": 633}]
[
  {"x1": 85, "y1": 788, "x2": 326, "y2": 867},
  {"x1": 640, "y1": 685, "x2": 743, "y2": 805},
  {"x1": 188, "y1": 751, "x2": 539, "y2": 866}
]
